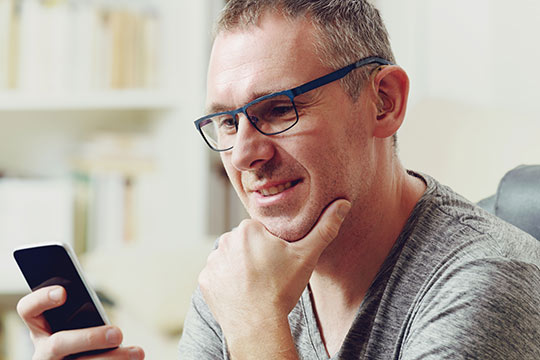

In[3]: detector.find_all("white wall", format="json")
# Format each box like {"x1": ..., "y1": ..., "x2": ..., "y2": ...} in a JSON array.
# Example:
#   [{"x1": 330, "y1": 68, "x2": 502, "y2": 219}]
[{"x1": 376, "y1": 0, "x2": 540, "y2": 201}]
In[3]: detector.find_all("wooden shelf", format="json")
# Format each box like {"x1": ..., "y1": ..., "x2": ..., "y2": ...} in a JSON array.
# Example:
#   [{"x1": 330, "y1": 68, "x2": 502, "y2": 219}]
[{"x1": 0, "y1": 90, "x2": 180, "y2": 111}]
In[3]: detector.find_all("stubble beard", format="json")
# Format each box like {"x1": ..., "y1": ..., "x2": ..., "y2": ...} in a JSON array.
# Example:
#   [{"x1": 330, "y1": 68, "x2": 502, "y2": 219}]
[
  {"x1": 236, "y1": 157, "x2": 324, "y2": 242},
  {"x1": 239, "y1": 157, "x2": 344, "y2": 242}
]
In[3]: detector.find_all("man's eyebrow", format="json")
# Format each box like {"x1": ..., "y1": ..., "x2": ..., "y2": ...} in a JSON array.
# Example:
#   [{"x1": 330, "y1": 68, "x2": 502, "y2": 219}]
[
  {"x1": 205, "y1": 103, "x2": 230, "y2": 115},
  {"x1": 205, "y1": 89, "x2": 284, "y2": 115}
]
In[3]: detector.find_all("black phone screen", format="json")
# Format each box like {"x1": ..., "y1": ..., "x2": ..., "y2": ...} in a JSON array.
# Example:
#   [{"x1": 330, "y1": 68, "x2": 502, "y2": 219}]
[{"x1": 14, "y1": 244, "x2": 106, "y2": 333}]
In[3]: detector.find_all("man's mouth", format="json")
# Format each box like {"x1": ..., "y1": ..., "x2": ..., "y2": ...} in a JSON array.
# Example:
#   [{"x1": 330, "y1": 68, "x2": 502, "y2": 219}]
[{"x1": 258, "y1": 180, "x2": 301, "y2": 197}]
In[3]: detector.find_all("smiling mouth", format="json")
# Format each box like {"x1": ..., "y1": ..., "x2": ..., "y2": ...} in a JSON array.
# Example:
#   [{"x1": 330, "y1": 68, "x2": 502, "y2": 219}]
[{"x1": 258, "y1": 180, "x2": 301, "y2": 197}]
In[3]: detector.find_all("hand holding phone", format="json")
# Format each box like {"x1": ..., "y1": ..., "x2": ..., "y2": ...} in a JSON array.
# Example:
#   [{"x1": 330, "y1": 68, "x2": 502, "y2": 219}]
[
  {"x1": 14, "y1": 242, "x2": 110, "y2": 332},
  {"x1": 14, "y1": 242, "x2": 145, "y2": 359}
]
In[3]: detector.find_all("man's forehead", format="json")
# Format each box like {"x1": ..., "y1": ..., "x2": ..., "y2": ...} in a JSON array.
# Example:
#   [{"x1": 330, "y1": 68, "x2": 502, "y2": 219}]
[
  {"x1": 209, "y1": 18, "x2": 307, "y2": 78},
  {"x1": 206, "y1": 13, "x2": 322, "y2": 111}
]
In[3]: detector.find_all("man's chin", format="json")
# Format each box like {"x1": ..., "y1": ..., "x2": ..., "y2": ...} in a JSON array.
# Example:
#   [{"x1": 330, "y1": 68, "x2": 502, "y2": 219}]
[
  {"x1": 268, "y1": 229, "x2": 304, "y2": 242},
  {"x1": 249, "y1": 204, "x2": 319, "y2": 241},
  {"x1": 260, "y1": 219, "x2": 313, "y2": 242}
]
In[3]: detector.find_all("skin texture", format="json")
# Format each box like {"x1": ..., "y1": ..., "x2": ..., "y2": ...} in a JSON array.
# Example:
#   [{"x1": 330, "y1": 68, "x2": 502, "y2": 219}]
[{"x1": 200, "y1": 11, "x2": 425, "y2": 359}]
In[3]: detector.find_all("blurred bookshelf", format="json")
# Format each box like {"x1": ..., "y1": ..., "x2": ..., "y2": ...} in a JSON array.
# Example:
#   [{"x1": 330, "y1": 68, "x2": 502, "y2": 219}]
[
  {"x1": 0, "y1": 0, "x2": 223, "y2": 358},
  {"x1": 0, "y1": 90, "x2": 179, "y2": 110},
  {"x1": 1, "y1": 0, "x2": 161, "y2": 92}
]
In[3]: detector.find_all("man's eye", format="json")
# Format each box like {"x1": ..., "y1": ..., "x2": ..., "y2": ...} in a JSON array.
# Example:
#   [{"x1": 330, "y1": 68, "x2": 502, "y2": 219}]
[
  {"x1": 262, "y1": 103, "x2": 296, "y2": 122},
  {"x1": 217, "y1": 117, "x2": 235, "y2": 128},
  {"x1": 270, "y1": 105, "x2": 295, "y2": 117}
]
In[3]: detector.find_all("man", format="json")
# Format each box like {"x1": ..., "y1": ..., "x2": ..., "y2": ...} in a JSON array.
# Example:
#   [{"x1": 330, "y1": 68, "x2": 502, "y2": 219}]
[{"x1": 17, "y1": 1, "x2": 540, "y2": 359}]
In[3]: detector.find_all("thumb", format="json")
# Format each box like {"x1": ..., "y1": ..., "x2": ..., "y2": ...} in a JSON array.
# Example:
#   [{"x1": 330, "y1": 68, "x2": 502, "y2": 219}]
[{"x1": 295, "y1": 199, "x2": 351, "y2": 256}]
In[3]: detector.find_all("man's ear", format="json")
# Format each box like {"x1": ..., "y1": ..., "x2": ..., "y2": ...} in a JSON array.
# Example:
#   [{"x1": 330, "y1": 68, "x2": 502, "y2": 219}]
[{"x1": 371, "y1": 66, "x2": 409, "y2": 139}]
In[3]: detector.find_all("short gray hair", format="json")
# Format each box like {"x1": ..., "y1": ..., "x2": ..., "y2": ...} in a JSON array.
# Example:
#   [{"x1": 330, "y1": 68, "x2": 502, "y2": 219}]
[{"x1": 215, "y1": 0, "x2": 395, "y2": 100}]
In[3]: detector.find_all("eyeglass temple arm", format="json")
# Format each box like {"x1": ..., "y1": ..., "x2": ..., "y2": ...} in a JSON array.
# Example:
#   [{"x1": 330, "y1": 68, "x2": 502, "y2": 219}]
[{"x1": 291, "y1": 56, "x2": 393, "y2": 97}]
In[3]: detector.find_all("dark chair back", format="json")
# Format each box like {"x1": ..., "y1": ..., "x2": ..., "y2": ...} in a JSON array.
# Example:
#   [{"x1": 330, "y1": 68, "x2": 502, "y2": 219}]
[{"x1": 478, "y1": 165, "x2": 540, "y2": 240}]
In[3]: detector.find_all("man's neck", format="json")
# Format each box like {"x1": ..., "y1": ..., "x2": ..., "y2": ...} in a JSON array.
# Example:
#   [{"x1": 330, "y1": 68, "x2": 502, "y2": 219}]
[{"x1": 308, "y1": 166, "x2": 426, "y2": 356}]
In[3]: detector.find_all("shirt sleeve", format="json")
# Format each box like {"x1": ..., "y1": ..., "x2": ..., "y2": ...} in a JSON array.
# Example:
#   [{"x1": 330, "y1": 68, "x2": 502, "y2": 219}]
[
  {"x1": 400, "y1": 258, "x2": 540, "y2": 360},
  {"x1": 178, "y1": 287, "x2": 227, "y2": 360}
]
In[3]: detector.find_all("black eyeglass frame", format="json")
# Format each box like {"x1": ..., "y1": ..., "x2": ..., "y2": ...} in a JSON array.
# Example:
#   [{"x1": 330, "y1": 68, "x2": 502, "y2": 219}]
[{"x1": 194, "y1": 56, "x2": 394, "y2": 152}]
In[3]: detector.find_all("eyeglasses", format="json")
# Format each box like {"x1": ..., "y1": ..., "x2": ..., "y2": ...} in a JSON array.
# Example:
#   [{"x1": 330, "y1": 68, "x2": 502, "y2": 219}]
[{"x1": 194, "y1": 56, "x2": 393, "y2": 152}]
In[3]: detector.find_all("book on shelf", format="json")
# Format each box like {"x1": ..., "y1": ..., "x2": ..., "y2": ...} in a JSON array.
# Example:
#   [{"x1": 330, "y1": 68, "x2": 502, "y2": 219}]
[
  {"x1": 72, "y1": 132, "x2": 155, "y2": 254},
  {"x1": 0, "y1": 0, "x2": 161, "y2": 93}
]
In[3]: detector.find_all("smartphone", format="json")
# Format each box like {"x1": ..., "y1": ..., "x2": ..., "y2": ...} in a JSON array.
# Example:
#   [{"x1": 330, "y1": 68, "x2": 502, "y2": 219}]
[{"x1": 13, "y1": 242, "x2": 111, "y2": 333}]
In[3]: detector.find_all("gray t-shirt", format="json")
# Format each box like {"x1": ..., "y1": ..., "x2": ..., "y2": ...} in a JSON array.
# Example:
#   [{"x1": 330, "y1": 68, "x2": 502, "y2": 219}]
[{"x1": 178, "y1": 174, "x2": 540, "y2": 359}]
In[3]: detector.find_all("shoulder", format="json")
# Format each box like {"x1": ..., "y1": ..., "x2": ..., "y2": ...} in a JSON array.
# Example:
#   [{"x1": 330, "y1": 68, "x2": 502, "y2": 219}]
[
  {"x1": 401, "y1": 251, "x2": 540, "y2": 359},
  {"x1": 409, "y1": 173, "x2": 540, "y2": 268},
  {"x1": 396, "y1": 174, "x2": 540, "y2": 359}
]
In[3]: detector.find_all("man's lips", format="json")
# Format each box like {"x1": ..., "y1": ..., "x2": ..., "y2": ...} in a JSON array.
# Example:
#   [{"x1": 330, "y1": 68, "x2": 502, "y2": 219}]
[{"x1": 251, "y1": 179, "x2": 302, "y2": 197}]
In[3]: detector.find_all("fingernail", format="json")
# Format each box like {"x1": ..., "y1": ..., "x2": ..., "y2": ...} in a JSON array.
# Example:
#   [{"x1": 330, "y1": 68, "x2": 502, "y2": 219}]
[
  {"x1": 337, "y1": 201, "x2": 351, "y2": 220},
  {"x1": 129, "y1": 348, "x2": 142, "y2": 360},
  {"x1": 106, "y1": 328, "x2": 121, "y2": 344},
  {"x1": 49, "y1": 288, "x2": 63, "y2": 302}
]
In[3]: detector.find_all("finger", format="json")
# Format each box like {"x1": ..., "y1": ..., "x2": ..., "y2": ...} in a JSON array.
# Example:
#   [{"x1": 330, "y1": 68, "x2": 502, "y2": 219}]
[
  {"x1": 43, "y1": 326, "x2": 124, "y2": 359},
  {"x1": 17, "y1": 286, "x2": 66, "y2": 332},
  {"x1": 216, "y1": 232, "x2": 229, "y2": 250},
  {"x1": 295, "y1": 199, "x2": 351, "y2": 256},
  {"x1": 73, "y1": 346, "x2": 145, "y2": 360}
]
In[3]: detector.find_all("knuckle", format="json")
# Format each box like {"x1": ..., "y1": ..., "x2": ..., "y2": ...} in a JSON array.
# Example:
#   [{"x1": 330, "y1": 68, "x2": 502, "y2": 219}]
[
  {"x1": 236, "y1": 218, "x2": 264, "y2": 240},
  {"x1": 318, "y1": 222, "x2": 339, "y2": 243},
  {"x1": 316, "y1": 226, "x2": 331, "y2": 241},
  {"x1": 47, "y1": 333, "x2": 65, "y2": 358},
  {"x1": 238, "y1": 218, "x2": 252, "y2": 228},
  {"x1": 198, "y1": 271, "x2": 206, "y2": 287},
  {"x1": 84, "y1": 329, "x2": 100, "y2": 347},
  {"x1": 17, "y1": 287, "x2": 63, "y2": 322},
  {"x1": 16, "y1": 298, "x2": 28, "y2": 318},
  {"x1": 204, "y1": 252, "x2": 212, "y2": 266},
  {"x1": 198, "y1": 269, "x2": 210, "y2": 291},
  {"x1": 237, "y1": 218, "x2": 259, "y2": 232},
  {"x1": 205, "y1": 249, "x2": 218, "y2": 267},
  {"x1": 217, "y1": 233, "x2": 229, "y2": 248},
  {"x1": 16, "y1": 292, "x2": 44, "y2": 321}
]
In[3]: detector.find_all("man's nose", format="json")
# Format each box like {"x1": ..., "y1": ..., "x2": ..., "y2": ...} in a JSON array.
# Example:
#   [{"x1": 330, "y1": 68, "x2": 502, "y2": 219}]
[{"x1": 230, "y1": 114, "x2": 275, "y2": 171}]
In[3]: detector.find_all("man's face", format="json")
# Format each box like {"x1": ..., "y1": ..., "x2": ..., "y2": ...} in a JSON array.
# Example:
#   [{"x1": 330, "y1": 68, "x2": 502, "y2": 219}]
[{"x1": 206, "y1": 13, "x2": 377, "y2": 241}]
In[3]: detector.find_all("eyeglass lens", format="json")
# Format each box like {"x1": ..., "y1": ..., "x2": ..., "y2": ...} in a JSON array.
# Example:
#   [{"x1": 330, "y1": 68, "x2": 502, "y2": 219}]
[{"x1": 200, "y1": 94, "x2": 297, "y2": 151}]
